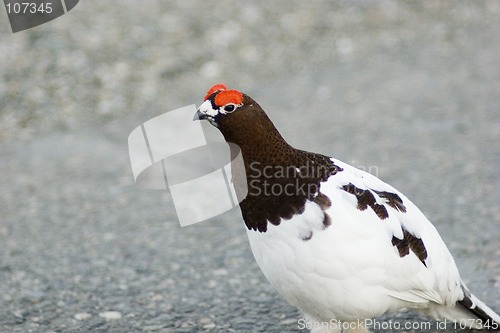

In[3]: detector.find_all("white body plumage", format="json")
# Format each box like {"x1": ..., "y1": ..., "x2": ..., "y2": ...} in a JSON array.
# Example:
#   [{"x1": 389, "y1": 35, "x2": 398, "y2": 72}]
[{"x1": 246, "y1": 158, "x2": 493, "y2": 332}]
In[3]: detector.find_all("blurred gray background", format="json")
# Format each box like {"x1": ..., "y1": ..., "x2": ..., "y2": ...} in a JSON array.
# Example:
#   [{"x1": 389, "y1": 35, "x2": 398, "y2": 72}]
[{"x1": 1, "y1": 1, "x2": 499, "y2": 332}]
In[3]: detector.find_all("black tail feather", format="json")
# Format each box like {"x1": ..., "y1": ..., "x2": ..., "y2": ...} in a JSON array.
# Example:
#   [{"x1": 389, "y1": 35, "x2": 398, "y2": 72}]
[{"x1": 459, "y1": 284, "x2": 500, "y2": 330}]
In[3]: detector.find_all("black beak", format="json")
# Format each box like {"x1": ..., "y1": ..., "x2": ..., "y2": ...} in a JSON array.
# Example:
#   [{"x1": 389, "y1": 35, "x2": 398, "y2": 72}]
[{"x1": 193, "y1": 110, "x2": 207, "y2": 121}]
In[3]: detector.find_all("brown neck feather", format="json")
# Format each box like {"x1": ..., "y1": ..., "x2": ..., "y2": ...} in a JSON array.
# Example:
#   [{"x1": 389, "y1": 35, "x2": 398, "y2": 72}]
[{"x1": 218, "y1": 95, "x2": 341, "y2": 232}]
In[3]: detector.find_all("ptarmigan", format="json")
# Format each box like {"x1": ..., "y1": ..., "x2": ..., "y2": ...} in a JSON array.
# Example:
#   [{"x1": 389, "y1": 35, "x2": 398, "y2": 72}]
[{"x1": 194, "y1": 84, "x2": 500, "y2": 333}]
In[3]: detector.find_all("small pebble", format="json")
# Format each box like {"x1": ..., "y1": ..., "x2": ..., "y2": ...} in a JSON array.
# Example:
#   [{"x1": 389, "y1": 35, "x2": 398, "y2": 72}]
[
  {"x1": 200, "y1": 317, "x2": 215, "y2": 330},
  {"x1": 74, "y1": 312, "x2": 92, "y2": 321},
  {"x1": 280, "y1": 318, "x2": 297, "y2": 325},
  {"x1": 203, "y1": 323, "x2": 216, "y2": 329},
  {"x1": 99, "y1": 311, "x2": 122, "y2": 320}
]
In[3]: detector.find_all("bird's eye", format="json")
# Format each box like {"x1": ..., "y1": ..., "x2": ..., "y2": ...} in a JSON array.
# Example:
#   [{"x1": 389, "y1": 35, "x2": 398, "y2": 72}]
[{"x1": 224, "y1": 104, "x2": 235, "y2": 112}]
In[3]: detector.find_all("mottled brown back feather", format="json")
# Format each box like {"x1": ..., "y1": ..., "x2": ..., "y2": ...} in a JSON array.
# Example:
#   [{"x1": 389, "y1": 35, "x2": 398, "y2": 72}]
[
  {"x1": 342, "y1": 183, "x2": 389, "y2": 220},
  {"x1": 373, "y1": 190, "x2": 407, "y2": 213},
  {"x1": 391, "y1": 228, "x2": 428, "y2": 266}
]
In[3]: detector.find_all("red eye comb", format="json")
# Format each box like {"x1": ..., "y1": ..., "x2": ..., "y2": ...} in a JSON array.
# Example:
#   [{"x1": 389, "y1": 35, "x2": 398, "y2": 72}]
[
  {"x1": 204, "y1": 84, "x2": 228, "y2": 101},
  {"x1": 214, "y1": 90, "x2": 243, "y2": 107}
]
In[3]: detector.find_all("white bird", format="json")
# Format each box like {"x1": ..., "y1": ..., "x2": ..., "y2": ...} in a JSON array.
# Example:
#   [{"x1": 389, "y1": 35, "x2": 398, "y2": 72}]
[{"x1": 194, "y1": 84, "x2": 500, "y2": 333}]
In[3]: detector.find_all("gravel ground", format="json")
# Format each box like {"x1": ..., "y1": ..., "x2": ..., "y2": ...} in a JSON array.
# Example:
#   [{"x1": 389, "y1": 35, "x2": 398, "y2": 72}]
[{"x1": 1, "y1": 1, "x2": 499, "y2": 332}]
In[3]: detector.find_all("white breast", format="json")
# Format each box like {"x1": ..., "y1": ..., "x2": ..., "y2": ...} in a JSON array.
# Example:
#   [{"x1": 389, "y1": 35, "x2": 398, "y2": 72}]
[{"x1": 245, "y1": 158, "x2": 464, "y2": 323}]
